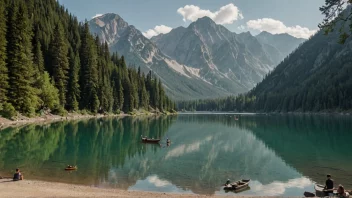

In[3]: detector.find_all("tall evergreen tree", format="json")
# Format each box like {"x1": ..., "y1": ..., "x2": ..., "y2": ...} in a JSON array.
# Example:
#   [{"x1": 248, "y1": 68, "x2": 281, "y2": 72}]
[
  {"x1": 0, "y1": 0, "x2": 8, "y2": 110},
  {"x1": 158, "y1": 80, "x2": 164, "y2": 111},
  {"x1": 139, "y1": 73, "x2": 149, "y2": 109},
  {"x1": 79, "y1": 22, "x2": 99, "y2": 113},
  {"x1": 122, "y1": 77, "x2": 133, "y2": 113},
  {"x1": 6, "y1": 2, "x2": 38, "y2": 116},
  {"x1": 66, "y1": 48, "x2": 80, "y2": 111},
  {"x1": 32, "y1": 26, "x2": 44, "y2": 74},
  {"x1": 51, "y1": 22, "x2": 69, "y2": 107},
  {"x1": 117, "y1": 78, "x2": 124, "y2": 111}
]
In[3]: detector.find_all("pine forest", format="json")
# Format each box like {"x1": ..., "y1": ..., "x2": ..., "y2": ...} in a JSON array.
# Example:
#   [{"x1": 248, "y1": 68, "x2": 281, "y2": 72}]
[{"x1": 0, "y1": 0, "x2": 175, "y2": 119}]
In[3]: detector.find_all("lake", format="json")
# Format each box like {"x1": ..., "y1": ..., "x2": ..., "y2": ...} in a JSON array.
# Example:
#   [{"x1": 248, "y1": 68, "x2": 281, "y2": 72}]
[{"x1": 0, "y1": 114, "x2": 351, "y2": 196}]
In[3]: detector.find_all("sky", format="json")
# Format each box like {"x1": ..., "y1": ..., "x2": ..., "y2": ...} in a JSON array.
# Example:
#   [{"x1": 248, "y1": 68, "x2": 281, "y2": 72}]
[{"x1": 58, "y1": 0, "x2": 325, "y2": 39}]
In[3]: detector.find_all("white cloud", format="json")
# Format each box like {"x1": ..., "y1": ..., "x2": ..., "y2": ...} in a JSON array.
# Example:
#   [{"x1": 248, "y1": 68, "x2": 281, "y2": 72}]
[
  {"x1": 246, "y1": 18, "x2": 317, "y2": 39},
  {"x1": 143, "y1": 25, "x2": 172, "y2": 38},
  {"x1": 92, "y1": 14, "x2": 103, "y2": 19},
  {"x1": 177, "y1": 3, "x2": 243, "y2": 25}
]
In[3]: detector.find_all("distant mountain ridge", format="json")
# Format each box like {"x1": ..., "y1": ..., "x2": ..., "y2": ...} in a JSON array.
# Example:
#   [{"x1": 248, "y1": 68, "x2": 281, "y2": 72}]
[
  {"x1": 89, "y1": 14, "x2": 232, "y2": 100},
  {"x1": 152, "y1": 16, "x2": 306, "y2": 93},
  {"x1": 256, "y1": 31, "x2": 306, "y2": 62},
  {"x1": 89, "y1": 14, "x2": 305, "y2": 100}
]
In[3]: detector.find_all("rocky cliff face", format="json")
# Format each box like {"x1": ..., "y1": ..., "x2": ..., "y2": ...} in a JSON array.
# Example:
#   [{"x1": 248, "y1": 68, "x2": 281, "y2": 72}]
[
  {"x1": 152, "y1": 17, "x2": 304, "y2": 92},
  {"x1": 89, "y1": 14, "x2": 233, "y2": 100},
  {"x1": 89, "y1": 14, "x2": 304, "y2": 100}
]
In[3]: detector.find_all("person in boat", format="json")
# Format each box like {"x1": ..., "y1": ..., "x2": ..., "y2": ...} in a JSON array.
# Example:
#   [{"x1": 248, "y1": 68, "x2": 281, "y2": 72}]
[
  {"x1": 13, "y1": 168, "x2": 23, "y2": 181},
  {"x1": 324, "y1": 174, "x2": 334, "y2": 196},
  {"x1": 67, "y1": 165, "x2": 74, "y2": 168},
  {"x1": 225, "y1": 179, "x2": 231, "y2": 186}
]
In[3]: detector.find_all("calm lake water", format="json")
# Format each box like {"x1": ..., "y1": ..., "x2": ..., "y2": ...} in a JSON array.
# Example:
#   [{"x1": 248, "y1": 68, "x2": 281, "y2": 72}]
[{"x1": 1, "y1": 114, "x2": 351, "y2": 196}]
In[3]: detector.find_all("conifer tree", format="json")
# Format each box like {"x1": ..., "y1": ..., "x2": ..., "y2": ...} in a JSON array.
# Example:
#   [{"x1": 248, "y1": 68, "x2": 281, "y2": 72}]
[
  {"x1": 123, "y1": 77, "x2": 133, "y2": 113},
  {"x1": 6, "y1": 2, "x2": 38, "y2": 116},
  {"x1": 117, "y1": 78, "x2": 124, "y2": 111},
  {"x1": 158, "y1": 80, "x2": 164, "y2": 111},
  {"x1": 51, "y1": 22, "x2": 69, "y2": 107},
  {"x1": 32, "y1": 26, "x2": 44, "y2": 74},
  {"x1": 79, "y1": 22, "x2": 99, "y2": 113},
  {"x1": 0, "y1": 0, "x2": 8, "y2": 110},
  {"x1": 139, "y1": 73, "x2": 149, "y2": 109},
  {"x1": 66, "y1": 48, "x2": 80, "y2": 111}
]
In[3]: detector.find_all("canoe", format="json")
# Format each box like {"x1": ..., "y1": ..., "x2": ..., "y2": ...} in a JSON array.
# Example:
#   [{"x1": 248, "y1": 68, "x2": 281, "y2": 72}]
[
  {"x1": 141, "y1": 137, "x2": 160, "y2": 143},
  {"x1": 65, "y1": 166, "x2": 77, "y2": 171},
  {"x1": 224, "y1": 179, "x2": 250, "y2": 191}
]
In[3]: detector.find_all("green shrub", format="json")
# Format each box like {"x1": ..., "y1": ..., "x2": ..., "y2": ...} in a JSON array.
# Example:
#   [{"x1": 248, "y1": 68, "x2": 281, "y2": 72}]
[
  {"x1": 52, "y1": 105, "x2": 67, "y2": 116},
  {"x1": 0, "y1": 102, "x2": 17, "y2": 120}
]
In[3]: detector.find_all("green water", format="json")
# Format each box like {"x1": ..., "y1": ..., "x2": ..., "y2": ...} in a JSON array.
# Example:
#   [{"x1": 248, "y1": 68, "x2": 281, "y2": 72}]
[{"x1": 0, "y1": 114, "x2": 351, "y2": 196}]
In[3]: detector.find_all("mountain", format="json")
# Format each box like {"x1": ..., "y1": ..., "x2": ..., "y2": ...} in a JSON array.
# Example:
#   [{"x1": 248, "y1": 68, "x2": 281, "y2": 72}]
[
  {"x1": 89, "y1": 14, "x2": 305, "y2": 100},
  {"x1": 89, "y1": 14, "x2": 232, "y2": 100},
  {"x1": 249, "y1": 11, "x2": 352, "y2": 112},
  {"x1": 256, "y1": 31, "x2": 306, "y2": 62},
  {"x1": 152, "y1": 17, "x2": 303, "y2": 94}
]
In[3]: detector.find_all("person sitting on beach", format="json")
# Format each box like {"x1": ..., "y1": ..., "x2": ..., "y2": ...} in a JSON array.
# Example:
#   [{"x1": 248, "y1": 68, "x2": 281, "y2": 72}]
[
  {"x1": 324, "y1": 174, "x2": 334, "y2": 195},
  {"x1": 337, "y1": 185, "x2": 350, "y2": 198},
  {"x1": 13, "y1": 168, "x2": 23, "y2": 181}
]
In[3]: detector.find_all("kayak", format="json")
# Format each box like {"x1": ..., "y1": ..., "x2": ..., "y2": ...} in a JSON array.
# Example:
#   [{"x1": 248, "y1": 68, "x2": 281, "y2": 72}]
[
  {"x1": 141, "y1": 137, "x2": 160, "y2": 143},
  {"x1": 65, "y1": 166, "x2": 77, "y2": 171}
]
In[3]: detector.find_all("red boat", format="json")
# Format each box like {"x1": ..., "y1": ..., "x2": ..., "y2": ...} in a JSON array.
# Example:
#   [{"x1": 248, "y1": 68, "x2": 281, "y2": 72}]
[{"x1": 141, "y1": 136, "x2": 160, "y2": 143}]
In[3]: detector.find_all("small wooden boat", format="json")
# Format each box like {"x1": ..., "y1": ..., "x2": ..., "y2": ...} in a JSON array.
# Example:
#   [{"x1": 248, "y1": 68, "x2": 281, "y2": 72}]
[
  {"x1": 65, "y1": 166, "x2": 77, "y2": 171},
  {"x1": 314, "y1": 184, "x2": 335, "y2": 197},
  {"x1": 141, "y1": 136, "x2": 160, "y2": 143},
  {"x1": 225, "y1": 186, "x2": 250, "y2": 193},
  {"x1": 224, "y1": 179, "x2": 250, "y2": 191}
]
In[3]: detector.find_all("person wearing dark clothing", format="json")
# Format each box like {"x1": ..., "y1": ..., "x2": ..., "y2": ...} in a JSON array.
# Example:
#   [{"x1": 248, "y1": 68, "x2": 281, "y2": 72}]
[
  {"x1": 324, "y1": 174, "x2": 334, "y2": 196},
  {"x1": 13, "y1": 168, "x2": 23, "y2": 181}
]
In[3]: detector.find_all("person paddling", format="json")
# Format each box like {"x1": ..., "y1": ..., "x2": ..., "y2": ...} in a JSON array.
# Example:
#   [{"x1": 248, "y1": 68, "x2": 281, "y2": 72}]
[{"x1": 13, "y1": 168, "x2": 23, "y2": 181}]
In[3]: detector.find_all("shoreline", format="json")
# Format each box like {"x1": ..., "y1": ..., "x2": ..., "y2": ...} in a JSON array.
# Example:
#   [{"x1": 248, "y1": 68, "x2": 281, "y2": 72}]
[
  {"x1": 0, "y1": 179, "x2": 289, "y2": 198},
  {"x1": 178, "y1": 111, "x2": 352, "y2": 116},
  {"x1": 0, "y1": 111, "x2": 176, "y2": 130}
]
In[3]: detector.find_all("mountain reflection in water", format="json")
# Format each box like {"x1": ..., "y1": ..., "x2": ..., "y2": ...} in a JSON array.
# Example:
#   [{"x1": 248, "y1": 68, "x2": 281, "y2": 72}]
[{"x1": 0, "y1": 114, "x2": 351, "y2": 196}]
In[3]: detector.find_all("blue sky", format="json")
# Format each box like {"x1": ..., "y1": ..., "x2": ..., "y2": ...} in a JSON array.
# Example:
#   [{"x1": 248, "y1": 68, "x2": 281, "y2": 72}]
[{"x1": 58, "y1": 0, "x2": 324, "y2": 39}]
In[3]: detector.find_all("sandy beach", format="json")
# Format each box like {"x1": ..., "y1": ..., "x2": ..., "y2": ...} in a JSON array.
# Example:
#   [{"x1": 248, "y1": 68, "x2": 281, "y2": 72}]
[{"x1": 0, "y1": 179, "x2": 281, "y2": 198}]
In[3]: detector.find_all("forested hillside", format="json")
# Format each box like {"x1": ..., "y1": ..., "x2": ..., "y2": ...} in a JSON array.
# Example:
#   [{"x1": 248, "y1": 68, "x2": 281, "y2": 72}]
[{"x1": 0, "y1": 0, "x2": 175, "y2": 118}]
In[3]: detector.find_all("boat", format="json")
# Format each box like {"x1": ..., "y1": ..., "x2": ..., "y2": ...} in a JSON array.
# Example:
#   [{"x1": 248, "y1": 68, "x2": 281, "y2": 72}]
[
  {"x1": 225, "y1": 186, "x2": 250, "y2": 194},
  {"x1": 65, "y1": 166, "x2": 77, "y2": 171},
  {"x1": 314, "y1": 184, "x2": 336, "y2": 197},
  {"x1": 141, "y1": 136, "x2": 160, "y2": 143},
  {"x1": 315, "y1": 184, "x2": 326, "y2": 197},
  {"x1": 224, "y1": 179, "x2": 250, "y2": 191}
]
